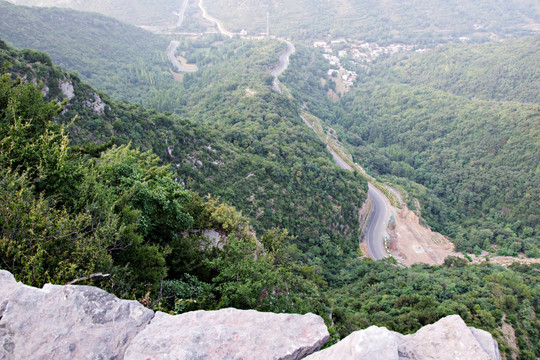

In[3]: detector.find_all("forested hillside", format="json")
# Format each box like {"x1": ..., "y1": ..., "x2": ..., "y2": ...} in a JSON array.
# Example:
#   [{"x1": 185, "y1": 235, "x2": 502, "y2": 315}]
[
  {"x1": 0, "y1": 39, "x2": 369, "y2": 282},
  {"x1": 0, "y1": 0, "x2": 171, "y2": 101},
  {"x1": 204, "y1": 0, "x2": 540, "y2": 43},
  {"x1": 282, "y1": 37, "x2": 540, "y2": 258},
  {"x1": 380, "y1": 36, "x2": 540, "y2": 103},
  {"x1": 1, "y1": 2, "x2": 540, "y2": 358},
  {"x1": 5, "y1": 0, "x2": 180, "y2": 28},
  {"x1": 0, "y1": 61, "x2": 333, "y2": 317}
]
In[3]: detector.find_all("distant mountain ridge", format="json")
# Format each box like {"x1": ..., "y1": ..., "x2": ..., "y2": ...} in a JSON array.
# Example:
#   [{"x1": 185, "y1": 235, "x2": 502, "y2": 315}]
[{"x1": 203, "y1": 0, "x2": 540, "y2": 43}]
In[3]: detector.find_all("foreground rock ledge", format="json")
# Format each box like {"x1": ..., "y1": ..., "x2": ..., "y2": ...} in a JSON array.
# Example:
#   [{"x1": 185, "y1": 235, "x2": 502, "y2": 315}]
[
  {"x1": 0, "y1": 270, "x2": 329, "y2": 360},
  {"x1": 305, "y1": 315, "x2": 501, "y2": 360},
  {"x1": 0, "y1": 270, "x2": 501, "y2": 360},
  {"x1": 125, "y1": 309, "x2": 329, "y2": 360}
]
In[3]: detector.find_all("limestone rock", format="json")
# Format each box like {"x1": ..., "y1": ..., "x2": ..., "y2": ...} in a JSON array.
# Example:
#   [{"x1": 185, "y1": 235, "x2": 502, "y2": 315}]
[
  {"x1": 306, "y1": 315, "x2": 500, "y2": 360},
  {"x1": 124, "y1": 308, "x2": 329, "y2": 360},
  {"x1": 305, "y1": 325, "x2": 401, "y2": 360},
  {"x1": 398, "y1": 315, "x2": 494, "y2": 360},
  {"x1": 0, "y1": 270, "x2": 154, "y2": 360},
  {"x1": 469, "y1": 327, "x2": 502, "y2": 360}
]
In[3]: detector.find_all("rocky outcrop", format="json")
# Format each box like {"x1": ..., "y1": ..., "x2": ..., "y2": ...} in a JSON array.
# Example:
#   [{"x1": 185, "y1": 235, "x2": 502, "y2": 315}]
[
  {"x1": 305, "y1": 315, "x2": 501, "y2": 360},
  {"x1": 125, "y1": 309, "x2": 329, "y2": 360},
  {"x1": 0, "y1": 270, "x2": 329, "y2": 360},
  {"x1": 0, "y1": 270, "x2": 154, "y2": 360},
  {"x1": 0, "y1": 270, "x2": 501, "y2": 360}
]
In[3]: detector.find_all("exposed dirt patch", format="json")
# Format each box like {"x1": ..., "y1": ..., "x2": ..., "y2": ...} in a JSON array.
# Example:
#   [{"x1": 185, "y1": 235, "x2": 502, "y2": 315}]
[
  {"x1": 169, "y1": 69, "x2": 185, "y2": 82},
  {"x1": 327, "y1": 88, "x2": 339, "y2": 103},
  {"x1": 471, "y1": 255, "x2": 540, "y2": 267},
  {"x1": 177, "y1": 55, "x2": 198, "y2": 71},
  {"x1": 245, "y1": 87, "x2": 257, "y2": 97},
  {"x1": 388, "y1": 203, "x2": 460, "y2": 266}
]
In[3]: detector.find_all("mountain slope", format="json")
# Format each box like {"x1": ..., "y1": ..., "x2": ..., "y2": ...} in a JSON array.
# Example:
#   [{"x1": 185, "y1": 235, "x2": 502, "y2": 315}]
[
  {"x1": 203, "y1": 0, "x2": 540, "y2": 43},
  {"x1": 380, "y1": 36, "x2": 540, "y2": 103},
  {"x1": 1, "y1": 38, "x2": 368, "y2": 281},
  {"x1": 5, "y1": 0, "x2": 180, "y2": 27},
  {"x1": 0, "y1": 0, "x2": 170, "y2": 101},
  {"x1": 281, "y1": 37, "x2": 540, "y2": 257}
]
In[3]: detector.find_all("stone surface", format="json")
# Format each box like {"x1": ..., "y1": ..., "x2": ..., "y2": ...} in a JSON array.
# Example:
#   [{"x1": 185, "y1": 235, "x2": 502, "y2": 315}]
[
  {"x1": 306, "y1": 315, "x2": 500, "y2": 360},
  {"x1": 0, "y1": 270, "x2": 154, "y2": 360},
  {"x1": 398, "y1": 315, "x2": 494, "y2": 360},
  {"x1": 0, "y1": 271, "x2": 502, "y2": 360},
  {"x1": 469, "y1": 327, "x2": 502, "y2": 360},
  {"x1": 124, "y1": 308, "x2": 330, "y2": 360},
  {"x1": 305, "y1": 325, "x2": 401, "y2": 360}
]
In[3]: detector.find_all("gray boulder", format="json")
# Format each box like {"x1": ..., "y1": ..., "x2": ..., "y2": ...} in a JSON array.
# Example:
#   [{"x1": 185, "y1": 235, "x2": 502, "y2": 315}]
[
  {"x1": 0, "y1": 270, "x2": 154, "y2": 360},
  {"x1": 398, "y1": 315, "x2": 495, "y2": 360},
  {"x1": 124, "y1": 308, "x2": 330, "y2": 360},
  {"x1": 306, "y1": 315, "x2": 500, "y2": 360},
  {"x1": 305, "y1": 325, "x2": 401, "y2": 360},
  {"x1": 469, "y1": 327, "x2": 502, "y2": 360}
]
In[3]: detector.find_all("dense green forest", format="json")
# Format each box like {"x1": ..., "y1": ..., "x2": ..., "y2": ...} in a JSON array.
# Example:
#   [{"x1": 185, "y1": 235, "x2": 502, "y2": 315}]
[
  {"x1": 0, "y1": 62, "x2": 329, "y2": 316},
  {"x1": 380, "y1": 36, "x2": 540, "y2": 103},
  {"x1": 0, "y1": 36, "x2": 539, "y2": 359},
  {"x1": 282, "y1": 38, "x2": 540, "y2": 258},
  {"x1": 0, "y1": 39, "x2": 369, "y2": 283},
  {"x1": 1, "y1": 1, "x2": 540, "y2": 358}
]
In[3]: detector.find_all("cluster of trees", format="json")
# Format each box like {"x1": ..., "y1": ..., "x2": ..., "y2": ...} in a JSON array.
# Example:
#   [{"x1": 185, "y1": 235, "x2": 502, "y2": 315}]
[
  {"x1": 329, "y1": 258, "x2": 539, "y2": 360},
  {"x1": 1, "y1": 39, "x2": 368, "y2": 286},
  {"x1": 381, "y1": 36, "x2": 540, "y2": 103}
]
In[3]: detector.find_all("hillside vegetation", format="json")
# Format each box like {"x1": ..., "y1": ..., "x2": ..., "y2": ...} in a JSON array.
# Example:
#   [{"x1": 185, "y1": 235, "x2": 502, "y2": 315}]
[
  {"x1": 0, "y1": 0, "x2": 172, "y2": 101},
  {"x1": 282, "y1": 36, "x2": 540, "y2": 258},
  {"x1": 5, "y1": 0, "x2": 180, "y2": 27},
  {"x1": 380, "y1": 36, "x2": 540, "y2": 103},
  {"x1": 1, "y1": 2, "x2": 539, "y2": 358},
  {"x1": 0, "y1": 38, "x2": 369, "y2": 283},
  {"x1": 204, "y1": 0, "x2": 540, "y2": 43}
]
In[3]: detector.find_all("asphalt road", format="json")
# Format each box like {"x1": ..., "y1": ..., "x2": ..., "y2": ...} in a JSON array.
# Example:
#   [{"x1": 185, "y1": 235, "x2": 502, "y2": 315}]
[
  {"x1": 175, "y1": 0, "x2": 189, "y2": 28},
  {"x1": 325, "y1": 145, "x2": 389, "y2": 260},
  {"x1": 167, "y1": 41, "x2": 198, "y2": 73},
  {"x1": 271, "y1": 40, "x2": 295, "y2": 92},
  {"x1": 366, "y1": 184, "x2": 390, "y2": 260}
]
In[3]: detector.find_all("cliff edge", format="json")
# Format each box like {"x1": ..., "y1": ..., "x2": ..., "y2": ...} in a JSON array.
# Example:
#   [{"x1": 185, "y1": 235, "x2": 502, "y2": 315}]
[{"x1": 0, "y1": 270, "x2": 500, "y2": 359}]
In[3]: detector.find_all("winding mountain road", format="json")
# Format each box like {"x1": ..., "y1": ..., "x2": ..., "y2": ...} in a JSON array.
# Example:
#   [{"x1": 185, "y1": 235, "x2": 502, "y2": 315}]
[
  {"x1": 319, "y1": 134, "x2": 390, "y2": 260},
  {"x1": 198, "y1": 0, "x2": 234, "y2": 38},
  {"x1": 271, "y1": 40, "x2": 295, "y2": 92},
  {"x1": 167, "y1": 41, "x2": 198, "y2": 73},
  {"x1": 366, "y1": 184, "x2": 391, "y2": 260}
]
